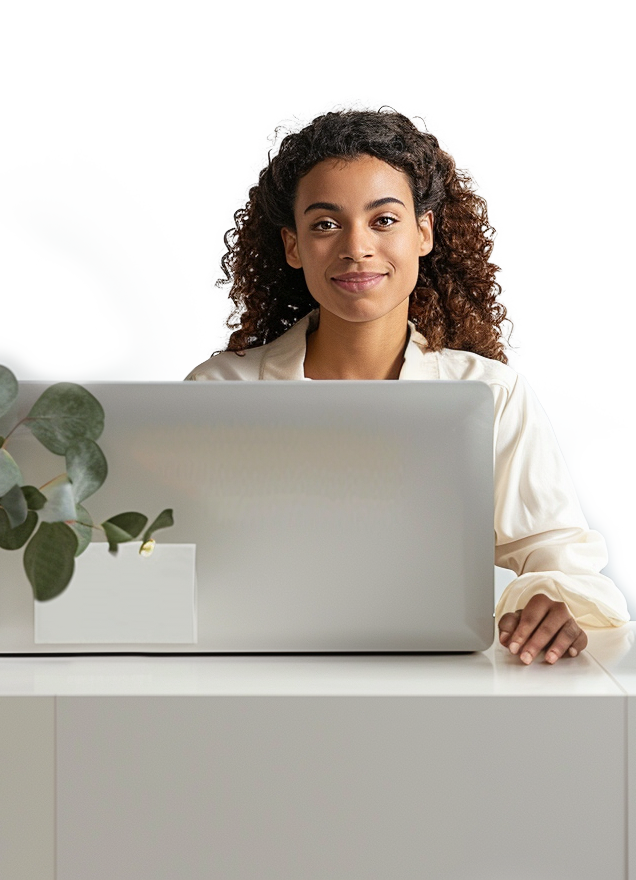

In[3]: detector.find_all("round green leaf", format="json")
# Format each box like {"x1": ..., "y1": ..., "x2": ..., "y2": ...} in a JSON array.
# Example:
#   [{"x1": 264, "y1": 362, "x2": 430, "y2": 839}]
[
  {"x1": 103, "y1": 511, "x2": 148, "y2": 537},
  {"x1": 21, "y1": 485, "x2": 47, "y2": 511},
  {"x1": 0, "y1": 508, "x2": 37, "y2": 550},
  {"x1": 66, "y1": 438, "x2": 108, "y2": 502},
  {"x1": 0, "y1": 365, "x2": 19, "y2": 418},
  {"x1": 70, "y1": 502, "x2": 93, "y2": 556},
  {"x1": 26, "y1": 383, "x2": 105, "y2": 454},
  {"x1": 0, "y1": 482, "x2": 28, "y2": 528},
  {"x1": 102, "y1": 511, "x2": 148, "y2": 553},
  {"x1": 0, "y1": 448, "x2": 23, "y2": 496},
  {"x1": 24, "y1": 521, "x2": 78, "y2": 601},
  {"x1": 40, "y1": 475, "x2": 77, "y2": 523},
  {"x1": 142, "y1": 508, "x2": 174, "y2": 543}
]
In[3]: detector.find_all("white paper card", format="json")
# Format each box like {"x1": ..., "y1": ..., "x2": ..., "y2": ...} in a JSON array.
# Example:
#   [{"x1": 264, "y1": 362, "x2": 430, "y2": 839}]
[{"x1": 34, "y1": 543, "x2": 197, "y2": 644}]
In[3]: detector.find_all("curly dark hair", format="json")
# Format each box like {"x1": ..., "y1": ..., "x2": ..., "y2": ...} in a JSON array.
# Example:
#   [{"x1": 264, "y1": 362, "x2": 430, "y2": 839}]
[{"x1": 218, "y1": 108, "x2": 511, "y2": 363}]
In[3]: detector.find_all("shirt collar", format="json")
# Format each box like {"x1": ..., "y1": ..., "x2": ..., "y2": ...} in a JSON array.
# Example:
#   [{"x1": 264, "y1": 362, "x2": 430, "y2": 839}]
[
  {"x1": 260, "y1": 309, "x2": 437, "y2": 380},
  {"x1": 260, "y1": 312, "x2": 317, "y2": 380},
  {"x1": 399, "y1": 322, "x2": 439, "y2": 380}
]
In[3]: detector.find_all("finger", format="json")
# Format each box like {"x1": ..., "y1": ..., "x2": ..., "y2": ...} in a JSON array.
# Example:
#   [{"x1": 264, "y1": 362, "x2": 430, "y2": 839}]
[
  {"x1": 506, "y1": 594, "x2": 555, "y2": 656},
  {"x1": 545, "y1": 626, "x2": 588, "y2": 664},
  {"x1": 543, "y1": 619, "x2": 584, "y2": 664},
  {"x1": 516, "y1": 603, "x2": 573, "y2": 665},
  {"x1": 568, "y1": 629, "x2": 588, "y2": 657},
  {"x1": 498, "y1": 611, "x2": 521, "y2": 645}
]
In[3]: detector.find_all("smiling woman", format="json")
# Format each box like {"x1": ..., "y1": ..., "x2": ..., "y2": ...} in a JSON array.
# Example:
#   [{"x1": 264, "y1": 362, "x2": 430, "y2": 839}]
[
  {"x1": 185, "y1": 108, "x2": 630, "y2": 663},
  {"x1": 204, "y1": 109, "x2": 508, "y2": 365}
]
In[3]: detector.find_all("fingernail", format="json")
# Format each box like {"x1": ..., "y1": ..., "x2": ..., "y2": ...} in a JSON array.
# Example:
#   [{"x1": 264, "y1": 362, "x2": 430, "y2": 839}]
[
  {"x1": 569, "y1": 647, "x2": 578, "y2": 657},
  {"x1": 545, "y1": 651, "x2": 557, "y2": 664},
  {"x1": 520, "y1": 651, "x2": 533, "y2": 665},
  {"x1": 509, "y1": 641, "x2": 520, "y2": 655},
  {"x1": 500, "y1": 632, "x2": 510, "y2": 644}
]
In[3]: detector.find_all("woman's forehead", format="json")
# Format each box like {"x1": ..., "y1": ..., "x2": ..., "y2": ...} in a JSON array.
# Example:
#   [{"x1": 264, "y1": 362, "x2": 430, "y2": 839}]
[{"x1": 294, "y1": 155, "x2": 414, "y2": 212}]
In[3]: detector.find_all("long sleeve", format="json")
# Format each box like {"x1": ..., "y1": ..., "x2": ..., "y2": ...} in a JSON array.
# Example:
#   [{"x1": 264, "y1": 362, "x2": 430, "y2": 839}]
[{"x1": 491, "y1": 371, "x2": 629, "y2": 627}]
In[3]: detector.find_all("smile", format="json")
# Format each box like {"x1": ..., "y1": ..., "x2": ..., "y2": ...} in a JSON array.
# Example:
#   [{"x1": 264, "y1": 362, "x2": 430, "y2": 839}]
[{"x1": 331, "y1": 273, "x2": 386, "y2": 293}]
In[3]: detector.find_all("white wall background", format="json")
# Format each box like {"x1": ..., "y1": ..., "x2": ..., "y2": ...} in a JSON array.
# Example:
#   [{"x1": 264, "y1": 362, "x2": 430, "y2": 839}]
[{"x1": 1, "y1": 0, "x2": 634, "y2": 613}]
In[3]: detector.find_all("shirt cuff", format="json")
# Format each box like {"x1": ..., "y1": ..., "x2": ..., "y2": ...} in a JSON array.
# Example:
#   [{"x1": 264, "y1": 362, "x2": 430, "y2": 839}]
[{"x1": 495, "y1": 571, "x2": 631, "y2": 628}]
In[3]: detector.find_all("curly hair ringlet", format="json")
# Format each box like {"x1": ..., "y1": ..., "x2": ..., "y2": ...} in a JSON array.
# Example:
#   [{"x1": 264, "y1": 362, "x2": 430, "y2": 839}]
[{"x1": 217, "y1": 108, "x2": 512, "y2": 363}]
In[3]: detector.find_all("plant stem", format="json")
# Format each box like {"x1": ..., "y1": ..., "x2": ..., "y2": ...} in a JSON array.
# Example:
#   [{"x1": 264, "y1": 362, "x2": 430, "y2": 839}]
[
  {"x1": 39, "y1": 473, "x2": 68, "y2": 491},
  {"x1": 1, "y1": 417, "x2": 29, "y2": 447},
  {"x1": 65, "y1": 520, "x2": 103, "y2": 531}
]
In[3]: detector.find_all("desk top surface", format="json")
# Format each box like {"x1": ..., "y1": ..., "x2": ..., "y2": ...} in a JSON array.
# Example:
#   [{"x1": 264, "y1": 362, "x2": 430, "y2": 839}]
[{"x1": 0, "y1": 623, "x2": 634, "y2": 697}]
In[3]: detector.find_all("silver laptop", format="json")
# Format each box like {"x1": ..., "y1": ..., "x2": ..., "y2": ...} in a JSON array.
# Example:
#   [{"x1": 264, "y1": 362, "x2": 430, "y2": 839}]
[{"x1": 0, "y1": 381, "x2": 494, "y2": 654}]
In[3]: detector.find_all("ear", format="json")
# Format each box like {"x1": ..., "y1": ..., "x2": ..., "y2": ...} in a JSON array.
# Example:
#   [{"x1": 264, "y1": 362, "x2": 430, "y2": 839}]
[
  {"x1": 417, "y1": 210, "x2": 434, "y2": 257},
  {"x1": 281, "y1": 227, "x2": 302, "y2": 269}
]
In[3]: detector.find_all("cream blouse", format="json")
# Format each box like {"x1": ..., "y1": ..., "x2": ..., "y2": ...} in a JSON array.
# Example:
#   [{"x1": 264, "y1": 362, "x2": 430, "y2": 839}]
[{"x1": 186, "y1": 310, "x2": 630, "y2": 628}]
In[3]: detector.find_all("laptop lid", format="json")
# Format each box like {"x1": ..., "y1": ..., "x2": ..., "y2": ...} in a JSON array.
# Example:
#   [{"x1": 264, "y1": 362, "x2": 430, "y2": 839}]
[{"x1": 1, "y1": 381, "x2": 494, "y2": 654}]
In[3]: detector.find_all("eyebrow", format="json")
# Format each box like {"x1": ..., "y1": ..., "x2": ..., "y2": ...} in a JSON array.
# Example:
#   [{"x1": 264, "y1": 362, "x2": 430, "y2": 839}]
[{"x1": 303, "y1": 197, "x2": 406, "y2": 215}]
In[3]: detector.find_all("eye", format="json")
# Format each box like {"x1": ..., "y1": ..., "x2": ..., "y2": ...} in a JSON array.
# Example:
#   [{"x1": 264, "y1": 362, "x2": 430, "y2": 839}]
[
  {"x1": 374, "y1": 215, "x2": 398, "y2": 228},
  {"x1": 311, "y1": 219, "x2": 339, "y2": 231}
]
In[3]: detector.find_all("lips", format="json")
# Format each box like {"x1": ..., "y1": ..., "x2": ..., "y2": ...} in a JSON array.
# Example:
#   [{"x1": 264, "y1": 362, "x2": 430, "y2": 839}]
[{"x1": 331, "y1": 272, "x2": 386, "y2": 292}]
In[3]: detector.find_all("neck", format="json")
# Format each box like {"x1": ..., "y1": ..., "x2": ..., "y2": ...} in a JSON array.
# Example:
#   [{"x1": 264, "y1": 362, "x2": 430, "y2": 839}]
[{"x1": 303, "y1": 306, "x2": 410, "y2": 380}]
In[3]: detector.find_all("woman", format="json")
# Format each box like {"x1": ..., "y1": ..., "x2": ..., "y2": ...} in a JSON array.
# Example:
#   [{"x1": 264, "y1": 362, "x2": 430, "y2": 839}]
[{"x1": 186, "y1": 108, "x2": 630, "y2": 663}]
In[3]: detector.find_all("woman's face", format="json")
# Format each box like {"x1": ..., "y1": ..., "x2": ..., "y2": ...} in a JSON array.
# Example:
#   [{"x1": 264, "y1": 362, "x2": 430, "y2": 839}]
[{"x1": 281, "y1": 154, "x2": 433, "y2": 325}]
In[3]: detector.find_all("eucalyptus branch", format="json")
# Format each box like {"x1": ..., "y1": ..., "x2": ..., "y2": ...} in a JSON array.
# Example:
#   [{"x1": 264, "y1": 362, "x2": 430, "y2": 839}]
[
  {"x1": 64, "y1": 519, "x2": 100, "y2": 531},
  {"x1": 0, "y1": 364, "x2": 174, "y2": 601},
  {"x1": 1, "y1": 416, "x2": 29, "y2": 447}
]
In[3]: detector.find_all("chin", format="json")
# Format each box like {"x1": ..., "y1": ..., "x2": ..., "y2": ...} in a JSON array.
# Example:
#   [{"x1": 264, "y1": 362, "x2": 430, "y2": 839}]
[{"x1": 320, "y1": 300, "x2": 408, "y2": 325}]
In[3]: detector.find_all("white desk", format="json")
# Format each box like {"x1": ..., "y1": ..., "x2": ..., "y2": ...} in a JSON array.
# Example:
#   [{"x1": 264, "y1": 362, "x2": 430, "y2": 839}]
[{"x1": 1, "y1": 626, "x2": 634, "y2": 880}]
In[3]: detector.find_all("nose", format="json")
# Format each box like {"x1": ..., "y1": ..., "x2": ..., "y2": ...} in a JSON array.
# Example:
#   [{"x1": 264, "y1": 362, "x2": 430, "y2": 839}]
[{"x1": 339, "y1": 222, "x2": 374, "y2": 261}]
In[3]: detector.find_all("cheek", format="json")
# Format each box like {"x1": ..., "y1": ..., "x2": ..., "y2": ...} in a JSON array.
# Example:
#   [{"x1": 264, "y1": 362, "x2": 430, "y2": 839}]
[
  {"x1": 396, "y1": 239, "x2": 423, "y2": 294},
  {"x1": 393, "y1": 234, "x2": 422, "y2": 273},
  {"x1": 298, "y1": 239, "x2": 330, "y2": 274}
]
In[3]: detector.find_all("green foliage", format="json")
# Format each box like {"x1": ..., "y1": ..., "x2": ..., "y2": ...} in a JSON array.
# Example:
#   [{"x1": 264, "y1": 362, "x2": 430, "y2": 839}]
[
  {"x1": 0, "y1": 448, "x2": 23, "y2": 496},
  {"x1": 26, "y1": 382, "x2": 104, "y2": 454},
  {"x1": 40, "y1": 474, "x2": 77, "y2": 523},
  {"x1": 0, "y1": 366, "x2": 19, "y2": 418},
  {"x1": 143, "y1": 508, "x2": 174, "y2": 543},
  {"x1": 102, "y1": 511, "x2": 148, "y2": 553},
  {"x1": 21, "y1": 485, "x2": 47, "y2": 511},
  {"x1": 0, "y1": 483, "x2": 28, "y2": 528},
  {"x1": 0, "y1": 364, "x2": 174, "y2": 601},
  {"x1": 0, "y1": 509, "x2": 38, "y2": 550},
  {"x1": 70, "y1": 503, "x2": 93, "y2": 557},
  {"x1": 24, "y1": 521, "x2": 78, "y2": 601},
  {"x1": 66, "y1": 438, "x2": 107, "y2": 502},
  {"x1": 101, "y1": 508, "x2": 174, "y2": 554}
]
